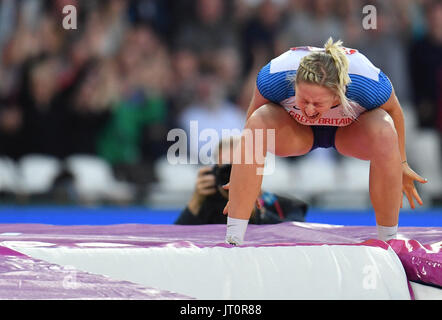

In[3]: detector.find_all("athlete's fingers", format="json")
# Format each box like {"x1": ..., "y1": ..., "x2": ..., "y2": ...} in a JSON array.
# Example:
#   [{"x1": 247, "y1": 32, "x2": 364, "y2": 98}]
[
  {"x1": 404, "y1": 190, "x2": 415, "y2": 209},
  {"x1": 223, "y1": 201, "x2": 229, "y2": 215},
  {"x1": 412, "y1": 188, "x2": 423, "y2": 206},
  {"x1": 405, "y1": 167, "x2": 427, "y2": 184},
  {"x1": 412, "y1": 172, "x2": 428, "y2": 184},
  {"x1": 222, "y1": 183, "x2": 230, "y2": 190}
]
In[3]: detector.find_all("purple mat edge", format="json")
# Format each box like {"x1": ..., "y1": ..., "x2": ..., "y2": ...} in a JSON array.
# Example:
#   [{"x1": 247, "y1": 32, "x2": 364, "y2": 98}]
[{"x1": 0, "y1": 222, "x2": 440, "y2": 299}]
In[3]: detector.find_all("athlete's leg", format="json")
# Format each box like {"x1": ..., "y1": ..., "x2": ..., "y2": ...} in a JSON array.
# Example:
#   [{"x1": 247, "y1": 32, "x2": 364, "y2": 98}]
[
  {"x1": 227, "y1": 103, "x2": 313, "y2": 221},
  {"x1": 335, "y1": 108, "x2": 402, "y2": 228}
]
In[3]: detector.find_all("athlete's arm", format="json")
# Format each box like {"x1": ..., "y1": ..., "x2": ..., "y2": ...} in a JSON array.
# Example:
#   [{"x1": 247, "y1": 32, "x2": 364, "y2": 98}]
[
  {"x1": 379, "y1": 88, "x2": 406, "y2": 163},
  {"x1": 246, "y1": 84, "x2": 271, "y2": 120},
  {"x1": 380, "y1": 89, "x2": 428, "y2": 208}
]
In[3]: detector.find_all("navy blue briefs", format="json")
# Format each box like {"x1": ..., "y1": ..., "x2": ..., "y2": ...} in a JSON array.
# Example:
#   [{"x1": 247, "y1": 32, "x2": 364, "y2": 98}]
[{"x1": 310, "y1": 126, "x2": 339, "y2": 151}]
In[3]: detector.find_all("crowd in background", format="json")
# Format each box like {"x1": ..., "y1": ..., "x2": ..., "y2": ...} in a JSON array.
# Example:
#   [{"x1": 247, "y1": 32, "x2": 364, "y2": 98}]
[{"x1": 0, "y1": 0, "x2": 441, "y2": 202}]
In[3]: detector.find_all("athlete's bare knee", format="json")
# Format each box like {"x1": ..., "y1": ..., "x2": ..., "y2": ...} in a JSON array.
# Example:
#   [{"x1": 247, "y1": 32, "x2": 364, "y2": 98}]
[
  {"x1": 367, "y1": 113, "x2": 399, "y2": 159},
  {"x1": 246, "y1": 103, "x2": 281, "y2": 130}
]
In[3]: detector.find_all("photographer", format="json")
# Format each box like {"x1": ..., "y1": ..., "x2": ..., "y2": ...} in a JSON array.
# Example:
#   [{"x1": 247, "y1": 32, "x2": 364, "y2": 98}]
[{"x1": 174, "y1": 137, "x2": 308, "y2": 225}]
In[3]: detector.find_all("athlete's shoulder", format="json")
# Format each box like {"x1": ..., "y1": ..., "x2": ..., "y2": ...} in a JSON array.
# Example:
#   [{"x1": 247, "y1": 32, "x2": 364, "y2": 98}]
[
  {"x1": 346, "y1": 49, "x2": 393, "y2": 109},
  {"x1": 267, "y1": 46, "x2": 383, "y2": 80},
  {"x1": 256, "y1": 48, "x2": 317, "y2": 103},
  {"x1": 256, "y1": 46, "x2": 392, "y2": 108},
  {"x1": 267, "y1": 47, "x2": 311, "y2": 74},
  {"x1": 346, "y1": 49, "x2": 382, "y2": 81},
  {"x1": 256, "y1": 49, "x2": 301, "y2": 103}
]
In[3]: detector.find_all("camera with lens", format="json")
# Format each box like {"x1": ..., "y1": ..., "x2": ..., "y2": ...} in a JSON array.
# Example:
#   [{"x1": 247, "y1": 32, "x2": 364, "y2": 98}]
[{"x1": 212, "y1": 164, "x2": 232, "y2": 189}]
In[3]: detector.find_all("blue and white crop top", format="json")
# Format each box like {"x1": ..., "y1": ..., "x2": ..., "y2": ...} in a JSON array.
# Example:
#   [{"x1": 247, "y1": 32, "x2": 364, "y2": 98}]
[{"x1": 256, "y1": 46, "x2": 393, "y2": 126}]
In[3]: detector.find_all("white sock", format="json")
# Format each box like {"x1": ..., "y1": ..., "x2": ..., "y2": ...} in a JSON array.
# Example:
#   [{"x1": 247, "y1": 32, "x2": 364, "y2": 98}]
[
  {"x1": 377, "y1": 224, "x2": 398, "y2": 241},
  {"x1": 225, "y1": 217, "x2": 249, "y2": 245}
]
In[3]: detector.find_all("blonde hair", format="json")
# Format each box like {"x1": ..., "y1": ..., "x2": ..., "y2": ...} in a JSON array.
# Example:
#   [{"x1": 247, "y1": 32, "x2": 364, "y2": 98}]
[{"x1": 295, "y1": 38, "x2": 355, "y2": 119}]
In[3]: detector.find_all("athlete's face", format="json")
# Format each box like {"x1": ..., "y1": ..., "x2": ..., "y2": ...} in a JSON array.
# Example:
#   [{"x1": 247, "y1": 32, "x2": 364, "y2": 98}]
[{"x1": 294, "y1": 82, "x2": 340, "y2": 121}]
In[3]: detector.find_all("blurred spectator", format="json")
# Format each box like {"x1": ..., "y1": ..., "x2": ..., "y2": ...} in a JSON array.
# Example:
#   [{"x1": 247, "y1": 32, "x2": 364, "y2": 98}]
[
  {"x1": 95, "y1": 89, "x2": 167, "y2": 199},
  {"x1": 0, "y1": 0, "x2": 17, "y2": 51},
  {"x1": 280, "y1": 0, "x2": 343, "y2": 48},
  {"x1": 408, "y1": 0, "x2": 442, "y2": 131},
  {"x1": 18, "y1": 54, "x2": 69, "y2": 158},
  {"x1": 356, "y1": 1, "x2": 411, "y2": 103},
  {"x1": 211, "y1": 46, "x2": 243, "y2": 102},
  {"x1": 128, "y1": 0, "x2": 172, "y2": 39},
  {"x1": 64, "y1": 59, "x2": 115, "y2": 156},
  {"x1": 78, "y1": 0, "x2": 129, "y2": 58},
  {"x1": 168, "y1": 47, "x2": 200, "y2": 117},
  {"x1": 173, "y1": 0, "x2": 238, "y2": 62},
  {"x1": 178, "y1": 72, "x2": 246, "y2": 162},
  {"x1": 95, "y1": 24, "x2": 171, "y2": 199},
  {"x1": 0, "y1": 0, "x2": 439, "y2": 206},
  {"x1": 241, "y1": 0, "x2": 285, "y2": 75},
  {"x1": 0, "y1": 96, "x2": 25, "y2": 160}
]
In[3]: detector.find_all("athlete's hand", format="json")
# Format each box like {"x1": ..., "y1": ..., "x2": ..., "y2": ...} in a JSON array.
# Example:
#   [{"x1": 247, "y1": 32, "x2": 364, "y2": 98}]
[{"x1": 401, "y1": 163, "x2": 427, "y2": 209}]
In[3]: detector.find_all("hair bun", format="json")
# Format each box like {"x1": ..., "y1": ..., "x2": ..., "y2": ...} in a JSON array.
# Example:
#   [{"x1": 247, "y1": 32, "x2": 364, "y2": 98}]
[{"x1": 324, "y1": 37, "x2": 350, "y2": 87}]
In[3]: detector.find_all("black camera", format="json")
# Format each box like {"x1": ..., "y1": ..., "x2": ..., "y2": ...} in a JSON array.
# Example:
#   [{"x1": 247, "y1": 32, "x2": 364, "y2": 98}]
[{"x1": 212, "y1": 164, "x2": 232, "y2": 188}]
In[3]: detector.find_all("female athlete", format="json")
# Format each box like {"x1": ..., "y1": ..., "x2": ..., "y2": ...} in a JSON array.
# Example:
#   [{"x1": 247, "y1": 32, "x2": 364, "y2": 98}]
[{"x1": 224, "y1": 38, "x2": 427, "y2": 245}]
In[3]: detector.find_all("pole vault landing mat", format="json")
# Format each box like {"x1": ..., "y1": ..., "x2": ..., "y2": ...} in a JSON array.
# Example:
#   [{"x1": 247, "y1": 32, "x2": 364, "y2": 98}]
[{"x1": 0, "y1": 222, "x2": 440, "y2": 300}]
